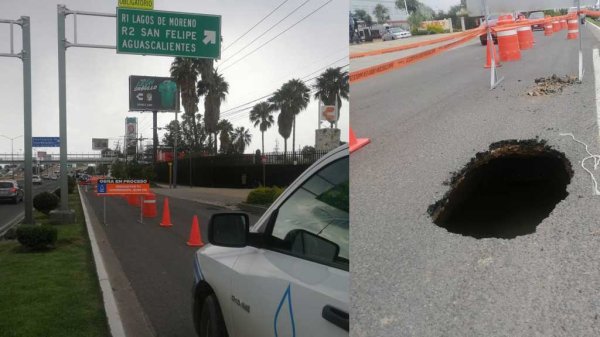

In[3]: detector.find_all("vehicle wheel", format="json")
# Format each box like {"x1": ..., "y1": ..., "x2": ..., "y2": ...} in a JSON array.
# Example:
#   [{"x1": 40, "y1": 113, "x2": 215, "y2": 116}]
[{"x1": 199, "y1": 294, "x2": 228, "y2": 337}]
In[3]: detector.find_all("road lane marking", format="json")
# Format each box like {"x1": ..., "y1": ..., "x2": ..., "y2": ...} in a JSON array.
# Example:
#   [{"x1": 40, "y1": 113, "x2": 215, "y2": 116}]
[{"x1": 594, "y1": 48, "x2": 600, "y2": 145}]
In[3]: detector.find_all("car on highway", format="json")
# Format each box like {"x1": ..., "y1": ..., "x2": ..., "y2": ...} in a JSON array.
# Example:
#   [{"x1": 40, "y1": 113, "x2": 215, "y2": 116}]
[
  {"x1": 0, "y1": 180, "x2": 24, "y2": 204},
  {"x1": 382, "y1": 27, "x2": 412, "y2": 41},
  {"x1": 32, "y1": 175, "x2": 42, "y2": 185},
  {"x1": 528, "y1": 11, "x2": 545, "y2": 30},
  {"x1": 192, "y1": 145, "x2": 349, "y2": 337}
]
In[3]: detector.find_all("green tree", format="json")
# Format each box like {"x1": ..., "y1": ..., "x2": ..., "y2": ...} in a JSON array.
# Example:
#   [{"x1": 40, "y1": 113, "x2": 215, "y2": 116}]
[
  {"x1": 353, "y1": 9, "x2": 373, "y2": 26},
  {"x1": 198, "y1": 69, "x2": 229, "y2": 154},
  {"x1": 232, "y1": 127, "x2": 252, "y2": 154},
  {"x1": 217, "y1": 119, "x2": 234, "y2": 154},
  {"x1": 269, "y1": 79, "x2": 310, "y2": 156},
  {"x1": 170, "y1": 57, "x2": 201, "y2": 148},
  {"x1": 161, "y1": 119, "x2": 185, "y2": 150},
  {"x1": 373, "y1": 4, "x2": 390, "y2": 24},
  {"x1": 313, "y1": 67, "x2": 349, "y2": 128},
  {"x1": 249, "y1": 102, "x2": 275, "y2": 154}
]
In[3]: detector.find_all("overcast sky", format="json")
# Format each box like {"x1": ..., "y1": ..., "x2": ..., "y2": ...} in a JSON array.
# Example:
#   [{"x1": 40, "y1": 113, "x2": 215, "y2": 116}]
[
  {"x1": 0, "y1": 0, "x2": 348, "y2": 156},
  {"x1": 351, "y1": 0, "x2": 461, "y2": 16}
]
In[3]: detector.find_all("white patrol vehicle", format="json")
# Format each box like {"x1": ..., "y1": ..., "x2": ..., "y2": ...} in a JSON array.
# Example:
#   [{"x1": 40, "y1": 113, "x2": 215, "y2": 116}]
[{"x1": 192, "y1": 145, "x2": 349, "y2": 337}]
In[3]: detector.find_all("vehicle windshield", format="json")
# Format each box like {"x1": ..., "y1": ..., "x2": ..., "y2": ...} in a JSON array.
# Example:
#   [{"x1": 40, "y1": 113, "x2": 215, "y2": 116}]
[
  {"x1": 0, "y1": 182, "x2": 14, "y2": 188},
  {"x1": 529, "y1": 11, "x2": 544, "y2": 19},
  {"x1": 390, "y1": 28, "x2": 405, "y2": 33}
]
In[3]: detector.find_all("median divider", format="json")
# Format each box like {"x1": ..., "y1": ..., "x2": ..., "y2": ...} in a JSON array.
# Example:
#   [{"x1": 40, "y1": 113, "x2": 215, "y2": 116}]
[
  {"x1": 350, "y1": 27, "x2": 484, "y2": 60},
  {"x1": 350, "y1": 30, "x2": 481, "y2": 84}
]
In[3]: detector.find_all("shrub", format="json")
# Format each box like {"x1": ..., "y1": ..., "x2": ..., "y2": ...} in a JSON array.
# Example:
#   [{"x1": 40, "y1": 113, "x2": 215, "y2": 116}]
[
  {"x1": 425, "y1": 24, "x2": 445, "y2": 34},
  {"x1": 33, "y1": 191, "x2": 60, "y2": 215},
  {"x1": 16, "y1": 225, "x2": 58, "y2": 250},
  {"x1": 246, "y1": 186, "x2": 285, "y2": 205}
]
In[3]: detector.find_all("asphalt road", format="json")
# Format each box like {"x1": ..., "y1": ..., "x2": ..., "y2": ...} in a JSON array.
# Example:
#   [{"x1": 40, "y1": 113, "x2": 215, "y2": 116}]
[
  {"x1": 83, "y1": 190, "x2": 261, "y2": 337},
  {"x1": 0, "y1": 180, "x2": 59, "y2": 234},
  {"x1": 350, "y1": 27, "x2": 600, "y2": 336}
]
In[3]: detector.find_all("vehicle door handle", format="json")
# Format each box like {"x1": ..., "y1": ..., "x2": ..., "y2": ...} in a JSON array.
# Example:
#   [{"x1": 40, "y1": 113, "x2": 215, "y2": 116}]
[{"x1": 322, "y1": 305, "x2": 349, "y2": 331}]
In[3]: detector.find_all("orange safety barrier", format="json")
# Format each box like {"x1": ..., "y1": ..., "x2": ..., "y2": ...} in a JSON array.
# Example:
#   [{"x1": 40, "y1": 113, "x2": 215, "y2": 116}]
[
  {"x1": 349, "y1": 30, "x2": 481, "y2": 83},
  {"x1": 142, "y1": 193, "x2": 157, "y2": 218},
  {"x1": 349, "y1": 28, "x2": 484, "y2": 59},
  {"x1": 187, "y1": 215, "x2": 205, "y2": 247},
  {"x1": 516, "y1": 25, "x2": 534, "y2": 50},
  {"x1": 496, "y1": 27, "x2": 520, "y2": 62},
  {"x1": 567, "y1": 16, "x2": 579, "y2": 40}
]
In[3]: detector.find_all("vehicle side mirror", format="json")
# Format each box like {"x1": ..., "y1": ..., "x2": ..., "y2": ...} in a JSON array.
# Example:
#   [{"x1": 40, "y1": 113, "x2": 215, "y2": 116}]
[{"x1": 208, "y1": 213, "x2": 250, "y2": 248}]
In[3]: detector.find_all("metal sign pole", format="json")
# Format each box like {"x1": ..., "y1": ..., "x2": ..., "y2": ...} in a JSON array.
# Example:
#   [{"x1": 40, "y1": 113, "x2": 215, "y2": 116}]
[
  {"x1": 173, "y1": 112, "x2": 178, "y2": 188},
  {"x1": 0, "y1": 17, "x2": 33, "y2": 224},
  {"x1": 103, "y1": 196, "x2": 106, "y2": 225},
  {"x1": 578, "y1": 0, "x2": 584, "y2": 81},
  {"x1": 57, "y1": 5, "x2": 69, "y2": 213},
  {"x1": 139, "y1": 194, "x2": 143, "y2": 224},
  {"x1": 22, "y1": 16, "x2": 33, "y2": 224}
]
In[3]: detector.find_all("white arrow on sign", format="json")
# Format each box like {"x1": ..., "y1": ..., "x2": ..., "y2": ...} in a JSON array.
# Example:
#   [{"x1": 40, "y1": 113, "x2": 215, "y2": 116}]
[
  {"x1": 203, "y1": 30, "x2": 216, "y2": 45},
  {"x1": 136, "y1": 93, "x2": 143, "y2": 101}
]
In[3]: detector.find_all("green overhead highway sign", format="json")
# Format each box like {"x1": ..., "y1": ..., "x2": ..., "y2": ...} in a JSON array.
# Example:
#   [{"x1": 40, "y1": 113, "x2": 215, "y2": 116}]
[{"x1": 116, "y1": 8, "x2": 221, "y2": 59}]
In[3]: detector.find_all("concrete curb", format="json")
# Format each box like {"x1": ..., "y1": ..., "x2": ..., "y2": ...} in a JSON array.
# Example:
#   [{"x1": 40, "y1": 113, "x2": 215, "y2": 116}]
[
  {"x1": 0, "y1": 212, "x2": 24, "y2": 237},
  {"x1": 79, "y1": 187, "x2": 126, "y2": 337}
]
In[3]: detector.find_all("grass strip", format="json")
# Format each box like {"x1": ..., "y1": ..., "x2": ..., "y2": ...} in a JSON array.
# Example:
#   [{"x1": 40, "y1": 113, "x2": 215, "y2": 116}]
[{"x1": 0, "y1": 191, "x2": 109, "y2": 337}]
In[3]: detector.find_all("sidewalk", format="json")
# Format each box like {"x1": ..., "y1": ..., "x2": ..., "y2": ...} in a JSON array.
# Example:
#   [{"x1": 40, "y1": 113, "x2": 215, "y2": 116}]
[{"x1": 152, "y1": 184, "x2": 252, "y2": 209}]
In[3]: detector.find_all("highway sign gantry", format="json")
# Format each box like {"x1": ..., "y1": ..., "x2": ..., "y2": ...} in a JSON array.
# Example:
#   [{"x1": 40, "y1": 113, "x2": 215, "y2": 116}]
[
  {"x1": 116, "y1": 8, "x2": 221, "y2": 59},
  {"x1": 32, "y1": 137, "x2": 60, "y2": 147}
]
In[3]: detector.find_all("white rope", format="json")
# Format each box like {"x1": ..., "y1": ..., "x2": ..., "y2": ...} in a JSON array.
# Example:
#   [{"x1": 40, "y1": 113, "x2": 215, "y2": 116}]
[{"x1": 559, "y1": 132, "x2": 600, "y2": 195}]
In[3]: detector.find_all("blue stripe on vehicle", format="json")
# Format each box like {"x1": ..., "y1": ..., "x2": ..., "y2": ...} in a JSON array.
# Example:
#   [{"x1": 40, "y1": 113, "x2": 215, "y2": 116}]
[{"x1": 273, "y1": 284, "x2": 296, "y2": 337}]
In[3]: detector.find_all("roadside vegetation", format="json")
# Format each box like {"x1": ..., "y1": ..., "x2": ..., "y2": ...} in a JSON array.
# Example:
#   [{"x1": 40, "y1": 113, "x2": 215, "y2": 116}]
[
  {"x1": 0, "y1": 190, "x2": 109, "y2": 337},
  {"x1": 246, "y1": 186, "x2": 284, "y2": 205}
]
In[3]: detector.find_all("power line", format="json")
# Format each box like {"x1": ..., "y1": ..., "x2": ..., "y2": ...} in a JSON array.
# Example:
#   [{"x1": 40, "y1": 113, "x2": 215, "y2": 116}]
[
  {"x1": 221, "y1": 63, "x2": 348, "y2": 121},
  {"x1": 223, "y1": 0, "x2": 292, "y2": 52},
  {"x1": 220, "y1": 60, "x2": 348, "y2": 119},
  {"x1": 220, "y1": 0, "x2": 313, "y2": 66},
  {"x1": 220, "y1": 0, "x2": 334, "y2": 72}
]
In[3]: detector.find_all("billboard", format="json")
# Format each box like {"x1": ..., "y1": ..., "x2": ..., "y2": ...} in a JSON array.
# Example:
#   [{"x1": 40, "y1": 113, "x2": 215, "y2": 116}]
[
  {"x1": 466, "y1": 0, "x2": 595, "y2": 16},
  {"x1": 37, "y1": 151, "x2": 46, "y2": 159},
  {"x1": 129, "y1": 76, "x2": 180, "y2": 112},
  {"x1": 92, "y1": 138, "x2": 109, "y2": 150},
  {"x1": 319, "y1": 101, "x2": 339, "y2": 123},
  {"x1": 125, "y1": 117, "x2": 137, "y2": 155}
]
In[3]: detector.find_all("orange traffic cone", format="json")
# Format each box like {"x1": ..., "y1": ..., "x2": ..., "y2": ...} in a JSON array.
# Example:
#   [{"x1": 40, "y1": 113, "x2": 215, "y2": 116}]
[
  {"x1": 160, "y1": 197, "x2": 173, "y2": 227},
  {"x1": 484, "y1": 36, "x2": 501, "y2": 68},
  {"x1": 187, "y1": 215, "x2": 204, "y2": 247},
  {"x1": 349, "y1": 128, "x2": 370, "y2": 153}
]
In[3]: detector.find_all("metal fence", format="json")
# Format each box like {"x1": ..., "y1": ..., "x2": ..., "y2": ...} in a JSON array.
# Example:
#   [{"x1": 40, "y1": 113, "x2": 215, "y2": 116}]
[{"x1": 166, "y1": 150, "x2": 330, "y2": 166}]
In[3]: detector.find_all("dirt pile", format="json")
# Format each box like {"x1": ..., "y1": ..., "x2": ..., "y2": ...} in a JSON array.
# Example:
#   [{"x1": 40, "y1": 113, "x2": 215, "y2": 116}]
[{"x1": 527, "y1": 74, "x2": 578, "y2": 96}]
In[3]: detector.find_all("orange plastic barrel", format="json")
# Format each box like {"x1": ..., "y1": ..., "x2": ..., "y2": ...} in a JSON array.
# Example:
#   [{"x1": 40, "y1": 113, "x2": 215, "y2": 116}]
[
  {"x1": 496, "y1": 27, "x2": 521, "y2": 61},
  {"x1": 544, "y1": 16, "x2": 554, "y2": 36},
  {"x1": 567, "y1": 16, "x2": 579, "y2": 40},
  {"x1": 516, "y1": 25, "x2": 534, "y2": 50},
  {"x1": 552, "y1": 19, "x2": 561, "y2": 32},
  {"x1": 142, "y1": 193, "x2": 157, "y2": 218},
  {"x1": 560, "y1": 18, "x2": 567, "y2": 30},
  {"x1": 127, "y1": 194, "x2": 141, "y2": 207}
]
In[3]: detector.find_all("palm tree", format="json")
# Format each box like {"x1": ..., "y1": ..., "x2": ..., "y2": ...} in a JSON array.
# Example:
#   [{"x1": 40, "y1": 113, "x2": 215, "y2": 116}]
[
  {"x1": 269, "y1": 79, "x2": 310, "y2": 155},
  {"x1": 313, "y1": 67, "x2": 349, "y2": 128},
  {"x1": 170, "y1": 57, "x2": 200, "y2": 148},
  {"x1": 373, "y1": 4, "x2": 390, "y2": 24},
  {"x1": 217, "y1": 119, "x2": 234, "y2": 154},
  {"x1": 198, "y1": 69, "x2": 229, "y2": 154},
  {"x1": 249, "y1": 102, "x2": 275, "y2": 154},
  {"x1": 232, "y1": 127, "x2": 252, "y2": 154}
]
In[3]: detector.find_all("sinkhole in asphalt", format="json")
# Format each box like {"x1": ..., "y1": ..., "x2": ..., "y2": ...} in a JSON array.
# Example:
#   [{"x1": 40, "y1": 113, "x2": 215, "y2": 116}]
[{"x1": 428, "y1": 140, "x2": 573, "y2": 239}]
